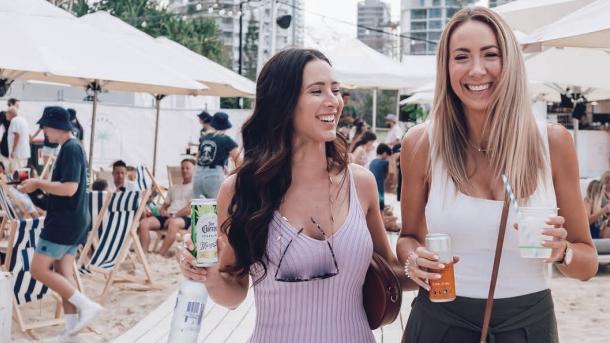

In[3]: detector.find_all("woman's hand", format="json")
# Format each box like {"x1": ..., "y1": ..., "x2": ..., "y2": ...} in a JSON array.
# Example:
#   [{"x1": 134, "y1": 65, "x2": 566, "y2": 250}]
[
  {"x1": 403, "y1": 246, "x2": 459, "y2": 291},
  {"x1": 541, "y1": 215, "x2": 569, "y2": 263},
  {"x1": 179, "y1": 239, "x2": 219, "y2": 283}
]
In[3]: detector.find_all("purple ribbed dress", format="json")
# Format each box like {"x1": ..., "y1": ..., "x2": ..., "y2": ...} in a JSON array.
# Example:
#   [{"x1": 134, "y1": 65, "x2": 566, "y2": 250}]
[{"x1": 247, "y1": 167, "x2": 375, "y2": 343}]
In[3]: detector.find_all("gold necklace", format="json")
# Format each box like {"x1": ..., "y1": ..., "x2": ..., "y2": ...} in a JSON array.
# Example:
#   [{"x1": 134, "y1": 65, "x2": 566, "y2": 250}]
[{"x1": 467, "y1": 140, "x2": 488, "y2": 153}]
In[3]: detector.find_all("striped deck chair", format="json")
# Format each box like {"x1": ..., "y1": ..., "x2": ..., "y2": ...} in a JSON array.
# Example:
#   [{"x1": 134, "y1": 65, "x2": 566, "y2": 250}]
[
  {"x1": 0, "y1": 183, "x2": 21, "y2": 245},
  {"x1": 3, "y1": 218, "x2": 81, "y2": 339},
  {"x1": 78, "y1": 191, "x2": 111, "y2": 279},
  {"x1": 135, "y1": 165, "x2": 165, "y2": 203},
  {"x1": 78, "y1": 189, "x2": 155, "y2": 302}
]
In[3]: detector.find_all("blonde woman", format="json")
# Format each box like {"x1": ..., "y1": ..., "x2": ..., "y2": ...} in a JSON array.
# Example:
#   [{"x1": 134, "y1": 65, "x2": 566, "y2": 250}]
[
  {"x1": 584, "y1": 180, "x2": 610, "y2": 238},
  {"x1": 601, "y1": 170, "x2": 610, "y2": 208},
  {"x1": 397, "y1": 7, "x2": 597, "y2": 343}
]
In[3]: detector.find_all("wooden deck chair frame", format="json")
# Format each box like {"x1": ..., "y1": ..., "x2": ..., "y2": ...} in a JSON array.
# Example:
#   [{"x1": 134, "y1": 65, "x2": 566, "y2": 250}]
[
  {"x1": 166, "y1": 165, "x2": 182, "y2": 188},
  {"x1": 137, "y1": 165, "x2": 165, "y2": 203},
  {"x1": 39, "y1": 155, "x2": 56, "y2": 181},
  {"x1": 3, "y1": 218, "x2": 84, "y2": 340},
  {"x1": 78, "y1": 189, "x2": 158, "y2": 302}
]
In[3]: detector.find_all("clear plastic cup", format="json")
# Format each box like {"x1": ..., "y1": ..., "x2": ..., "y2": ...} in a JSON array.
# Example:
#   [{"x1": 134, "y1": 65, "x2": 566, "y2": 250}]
[{"x1": 517, "y1": 207, "x2": 558, "y2": 258}]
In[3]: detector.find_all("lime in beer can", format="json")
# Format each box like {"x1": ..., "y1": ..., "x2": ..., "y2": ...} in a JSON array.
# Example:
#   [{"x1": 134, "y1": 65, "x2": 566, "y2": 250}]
[{"x1": 191, "y1": 198, "x2": 218, "y2": 267}]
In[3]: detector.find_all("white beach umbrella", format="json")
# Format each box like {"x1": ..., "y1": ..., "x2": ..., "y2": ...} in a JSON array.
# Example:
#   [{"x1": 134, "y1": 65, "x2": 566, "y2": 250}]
[
  {"x1": 493, "y1": 0, "x2": 596, "y2": 33},
  {"x1": 524, "y1": 47, "x2": 610, "y2": 96},
  {"x1": 0, "y1": 0, "x2": 206, "y2": 169},
  {"x1": 155, "y1": 37, "x2": 256, "y2": 97},
  {"x1": 79, "y1": 11, "x2": 252, "y2": 173},
  {"x1": 521, "y1": 0, "x2": 610, "y2": 51}
]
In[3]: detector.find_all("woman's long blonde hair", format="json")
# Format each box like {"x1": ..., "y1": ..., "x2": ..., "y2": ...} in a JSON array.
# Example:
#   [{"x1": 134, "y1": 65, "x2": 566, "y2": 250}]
[
  {"x1": 586, "y1": 180, "x2": 605, "y2": 213},
  {"x1": 431, "y1": 6, "x2": 545, "y2": 200}
]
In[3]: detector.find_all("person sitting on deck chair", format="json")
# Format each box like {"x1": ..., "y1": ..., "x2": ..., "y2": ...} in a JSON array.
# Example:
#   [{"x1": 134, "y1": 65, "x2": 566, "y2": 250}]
[{"x1": 138, "y1": 158, "x2": 194, "y2": 257}]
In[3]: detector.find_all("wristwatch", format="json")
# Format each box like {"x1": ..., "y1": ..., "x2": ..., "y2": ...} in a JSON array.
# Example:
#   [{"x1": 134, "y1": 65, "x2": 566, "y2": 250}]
[{"x1": 557, "y1": 242, "x2": 573, "y2": 266}]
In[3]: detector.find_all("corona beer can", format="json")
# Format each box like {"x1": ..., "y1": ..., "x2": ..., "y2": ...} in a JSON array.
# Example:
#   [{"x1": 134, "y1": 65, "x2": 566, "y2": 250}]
[
  {"x1": 425, "y1": 233, "x2": 456, "y2": 303},
  {"x1": 191, "y1": 198, "x2": 218, "y2": 267}
]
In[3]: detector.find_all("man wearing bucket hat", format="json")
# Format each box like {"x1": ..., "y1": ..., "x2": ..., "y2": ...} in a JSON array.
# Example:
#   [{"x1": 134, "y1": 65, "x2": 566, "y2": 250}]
[
  {"x1": 193, "y1": 112, "x2": 241, "y2": 199},
  {"x1": 18, "y1": 106, "x2": 101, "y2": 337}
]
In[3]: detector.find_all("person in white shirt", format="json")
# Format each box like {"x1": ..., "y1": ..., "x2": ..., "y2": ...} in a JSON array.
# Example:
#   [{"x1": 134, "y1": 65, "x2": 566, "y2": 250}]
[
  {"x1": 6, "y1": 100, "x2": 31, "y2": 171},
  {"x1": 384, "y1": 114, "x2": 404, "y2": 147},
  {"x1": 139, "y1": 159, "x2": 194, "y2": 256},
  {"x1": 108, "y1": 160, "x2": 137, "y2": 192}
]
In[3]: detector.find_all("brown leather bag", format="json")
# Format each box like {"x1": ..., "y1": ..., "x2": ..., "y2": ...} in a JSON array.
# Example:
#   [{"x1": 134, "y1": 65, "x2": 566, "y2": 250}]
[
  {"x1": 480, "y1": 195, "x2": 510, "y2": 343},
  {"x1": 363, "y1": 252, "x2": 402, "y2": 329}
]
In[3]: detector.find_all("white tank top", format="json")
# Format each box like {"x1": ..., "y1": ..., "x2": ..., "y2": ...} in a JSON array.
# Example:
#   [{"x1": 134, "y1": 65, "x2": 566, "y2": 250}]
[{"x1": 425, "y1": 120, "x2": 556, "y2": 299}]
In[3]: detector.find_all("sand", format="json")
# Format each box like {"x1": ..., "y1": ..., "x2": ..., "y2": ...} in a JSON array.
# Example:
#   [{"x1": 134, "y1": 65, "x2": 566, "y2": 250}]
[{"x1": 10, "y1": 252, "x2": 610, "y2": 342}]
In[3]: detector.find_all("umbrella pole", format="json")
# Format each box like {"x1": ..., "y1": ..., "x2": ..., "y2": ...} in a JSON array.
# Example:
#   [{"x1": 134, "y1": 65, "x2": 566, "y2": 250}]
[
  {"x1": 372, "y1": 88, "x2": 377, "y2": 133},
  {"x1": 152, "y1": 95, "x2": 165, "y2": 177},
  {"x1": 88, "y1": 83, "x2": 99, "y2": 171}
]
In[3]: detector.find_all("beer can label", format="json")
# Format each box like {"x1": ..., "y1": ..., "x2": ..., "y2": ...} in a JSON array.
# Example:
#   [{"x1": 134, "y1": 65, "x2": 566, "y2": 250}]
[{"x1": 191, "y1": 199, "x2": 218, "y2": 267}]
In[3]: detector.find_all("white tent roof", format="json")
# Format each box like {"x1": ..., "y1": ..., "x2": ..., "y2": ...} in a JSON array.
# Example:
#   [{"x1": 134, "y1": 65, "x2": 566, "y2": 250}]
[
  {"x1": 0, "y1": 0, "x2": 204, "y2": 95},
  {"x1": 521, "y1": 0, "x2": 610, "y2": 50},
  {"x1": 493, "y1": 0, "x2": 596, "y2": 33},
  {"x1": 315, "y1": 38, "x2": 434, "y2": 90},
  {"x1": 79, "y1": 11, "x2": 254, "y2": 97}
]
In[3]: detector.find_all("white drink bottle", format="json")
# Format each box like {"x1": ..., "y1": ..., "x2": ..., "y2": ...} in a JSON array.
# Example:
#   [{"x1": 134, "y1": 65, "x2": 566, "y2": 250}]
[{"x1": 167, "y1": 278, "x2": 208, "y2": 343}]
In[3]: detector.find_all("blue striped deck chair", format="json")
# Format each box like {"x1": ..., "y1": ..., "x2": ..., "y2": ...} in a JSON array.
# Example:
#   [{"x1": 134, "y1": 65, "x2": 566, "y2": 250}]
[
  {"x1": 78, "y1": 191, "x2": 111, "y2": 280},
  {"x1": 78, "y1": 189, "x2": 154, "y2": 302},
  {"x1": 135, "y1": 165, "x2": 165, "y2": 203},
  {"x1": 3, "y1": 218, "x2": 64, "y2": 338}
]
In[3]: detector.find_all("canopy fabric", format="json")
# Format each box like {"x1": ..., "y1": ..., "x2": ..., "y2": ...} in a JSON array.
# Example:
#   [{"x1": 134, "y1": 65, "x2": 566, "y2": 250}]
[
  {"x1": 79, "y1": 11, "x2": 253, "y2": 97},
  {"x1": 0, "y1": 0, "x2": 204, "y2": 95},
  {"x1": 155, "y1": 37, "x2": 256, "y2": 97},
  {"x1": 524, "y1": 47, "x2": 610, "y2": 98},
  {"x1": 493, "y1": 0, "x2": 596, "y2": 33},
  {"x1": 521, "y1": 0, "x2": 610, "y2": 50},
  {"x1": 315, "y1": 38, "x2": 434, "y2": 90}
]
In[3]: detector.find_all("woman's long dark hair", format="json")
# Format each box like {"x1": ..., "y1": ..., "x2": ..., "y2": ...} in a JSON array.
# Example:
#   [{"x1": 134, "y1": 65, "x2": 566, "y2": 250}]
[
  {"x1": 351, "y1": 131, "x2": 377, "y2": 153},
  {"x1": 221, "y1": 48, "x2": 349, "y2": 280}
]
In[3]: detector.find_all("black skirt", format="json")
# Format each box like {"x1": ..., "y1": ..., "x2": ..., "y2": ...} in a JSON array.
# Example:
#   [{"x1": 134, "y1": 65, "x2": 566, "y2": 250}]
[{"x1": 402, "y1": 288, "x2": 558, "y2": 343}]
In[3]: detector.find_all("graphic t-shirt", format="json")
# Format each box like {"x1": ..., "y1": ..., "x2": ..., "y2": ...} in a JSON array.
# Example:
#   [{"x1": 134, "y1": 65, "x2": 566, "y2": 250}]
[
  {"x1": 40, "y1": 138, "x2": 91, "y2": 245},
  {"x1": 197, "y1": 133, "x2": 238, "y2": 168}
]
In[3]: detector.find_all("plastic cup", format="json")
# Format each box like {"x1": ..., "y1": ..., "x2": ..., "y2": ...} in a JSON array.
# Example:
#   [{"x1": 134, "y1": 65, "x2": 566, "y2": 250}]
[{"x1": 517, "y1": 207, "x2": 557, "y2": 258}]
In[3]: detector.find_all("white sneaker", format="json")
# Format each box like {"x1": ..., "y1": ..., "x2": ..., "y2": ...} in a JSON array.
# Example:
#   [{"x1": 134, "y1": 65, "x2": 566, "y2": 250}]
[{"x1": 67, "y1": 302, "x2": 103, "y2": 335}]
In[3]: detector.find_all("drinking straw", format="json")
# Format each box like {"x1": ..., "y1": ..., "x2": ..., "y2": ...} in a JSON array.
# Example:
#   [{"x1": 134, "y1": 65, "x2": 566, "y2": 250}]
[{"x1": 501, "y1": 174, "x2": 519, "y2": 212}]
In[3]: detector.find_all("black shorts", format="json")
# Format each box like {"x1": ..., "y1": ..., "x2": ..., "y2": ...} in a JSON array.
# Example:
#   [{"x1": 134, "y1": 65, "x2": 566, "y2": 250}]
[{"x1": 154, "y1": 215, "x2": 192, "y2": 230}]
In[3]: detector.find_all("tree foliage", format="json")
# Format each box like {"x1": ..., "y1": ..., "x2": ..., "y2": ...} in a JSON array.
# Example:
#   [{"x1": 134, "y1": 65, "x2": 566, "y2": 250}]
[{"x1": 70, "y1": 0, "x2": 225, "y2": 64}]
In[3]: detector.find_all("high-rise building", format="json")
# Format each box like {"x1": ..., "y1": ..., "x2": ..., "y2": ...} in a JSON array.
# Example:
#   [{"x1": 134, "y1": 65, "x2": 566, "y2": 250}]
[
  {"x1": 400, "y1": 0, "x2": 477, "y2": 56},
  {"x1": 357, "y1": 0, "x2": 396, "y2": 57},
  {"x1": 256, "y1": 0, "x2": 305, "y2": 73},
  {"x1": 489, "y1": 0, "x2": 516, "y2": 7},
  {"x1": 167, "y1": 0, "x2": 304, "y2": 74}
]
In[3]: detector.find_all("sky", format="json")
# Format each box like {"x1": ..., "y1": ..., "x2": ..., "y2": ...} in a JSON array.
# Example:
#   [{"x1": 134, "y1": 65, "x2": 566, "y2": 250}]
[
  {"x1": 304, "y1": 0, "x2": 402, "y2": 37},
  {"x1": 304, "y1": 0, "x2": 488, "y2": 38}
]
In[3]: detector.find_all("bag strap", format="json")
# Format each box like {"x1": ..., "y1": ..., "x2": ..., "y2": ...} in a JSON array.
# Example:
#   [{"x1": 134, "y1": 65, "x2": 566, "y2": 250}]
[{"x1": 480, "y1": 194, "x2": 510, "y2": 343}]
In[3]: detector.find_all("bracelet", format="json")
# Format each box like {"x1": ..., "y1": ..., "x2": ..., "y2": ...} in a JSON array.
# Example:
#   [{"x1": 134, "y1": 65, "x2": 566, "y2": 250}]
[{"x1": 404, "y1": 260, "x2": 411, "y2": 279}]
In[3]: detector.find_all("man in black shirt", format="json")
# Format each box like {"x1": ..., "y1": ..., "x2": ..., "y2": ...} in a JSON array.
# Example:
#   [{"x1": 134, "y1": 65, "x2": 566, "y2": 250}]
[{"x1": 19, "y1": 106, "x2": 102, "y2": 337}]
